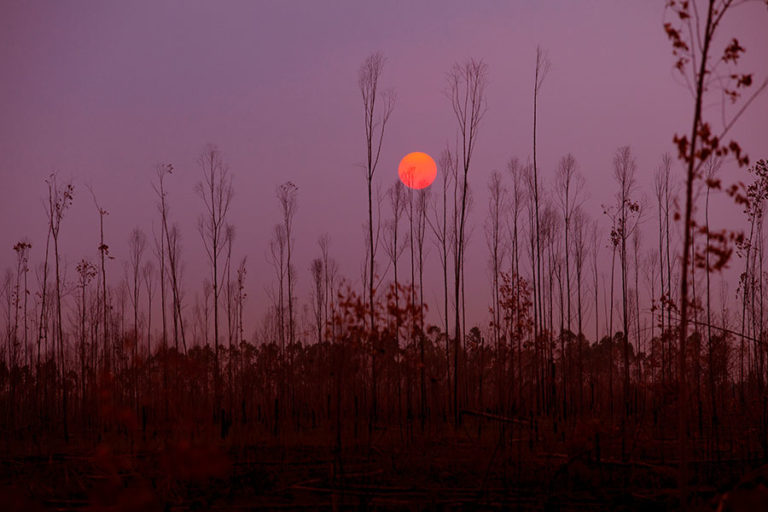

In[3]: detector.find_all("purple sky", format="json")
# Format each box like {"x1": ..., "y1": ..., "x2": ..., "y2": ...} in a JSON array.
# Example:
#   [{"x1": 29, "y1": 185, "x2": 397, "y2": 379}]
[{"x1": 1, "y1": 1, "x2": 767, "y2": 339}]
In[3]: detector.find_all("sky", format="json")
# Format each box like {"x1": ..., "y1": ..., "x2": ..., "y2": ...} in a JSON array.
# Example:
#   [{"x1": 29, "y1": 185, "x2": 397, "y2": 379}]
[{"x1": 1, "y1": 1, "x2": 767, "y2": 341}]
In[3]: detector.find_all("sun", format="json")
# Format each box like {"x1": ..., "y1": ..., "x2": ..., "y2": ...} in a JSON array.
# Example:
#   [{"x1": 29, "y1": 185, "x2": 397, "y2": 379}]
[{"x1": 398, "y1": 152, "x2": 437, "y2": 190}]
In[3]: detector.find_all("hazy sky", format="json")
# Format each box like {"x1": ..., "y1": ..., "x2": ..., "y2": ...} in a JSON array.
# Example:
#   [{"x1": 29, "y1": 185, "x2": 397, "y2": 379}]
[{"x1": 1, "y1": 1, "x2": 767, "y2": 338}]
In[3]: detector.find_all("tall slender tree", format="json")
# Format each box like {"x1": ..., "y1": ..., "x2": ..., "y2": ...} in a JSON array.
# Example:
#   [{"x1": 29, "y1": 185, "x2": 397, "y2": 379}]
[
  {"x1": 427, "y1": 148, "x2": 456, "y2": 409},
  {"x1": 196, "y1": 145, "x2": 234, "y2": 408},
  {"x1": 276, "y1": 182, "x2": 298, "y2": 348},
  {"x1": 127, "y1": 229, "x2": 146, "y2": 364},
  {"x1": 358, "y1": 52, "x2": 395, "y2": 423},
  {"x1": 142, "y1": 262, "x2": 154, "y2": 358},
  {"x1": 485, "y1": 170, "x2": 508, "y2": 412},
  {"x1": 531, "y1": 47, "x2": 551, "y2": 344},
  {"x1": 48, "y1": 175, "x2": 73, "y2": 440},
  {"x1": 612, "y1": 146, "x2": 639, "y2": 437},
  {"x1": 384, "y1": 181, "x2": 407, "y2": 355},
  {"x1": 152, "y1": 163, "x2": 173, "y2": 357},
  {"x1": 446, "y1": 58, "x2": 487, "y2": 424}
]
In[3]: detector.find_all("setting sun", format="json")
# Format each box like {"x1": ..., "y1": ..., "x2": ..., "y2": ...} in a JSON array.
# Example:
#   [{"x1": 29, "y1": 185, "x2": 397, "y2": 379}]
[{"x1": 398, "y1": 152, "x2": 437, "y2": 189}]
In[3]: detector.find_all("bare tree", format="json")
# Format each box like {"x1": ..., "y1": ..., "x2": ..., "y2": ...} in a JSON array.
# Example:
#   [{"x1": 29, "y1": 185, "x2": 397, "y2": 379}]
[
  {"x1": 47, "y1": 174, "x2": 73, "y2": 440},
  {"x1": 223, "y1": 224, "x2": 235, "y2": 391},
  {"x1": 276, "y1": 182, "x2": 298, "y2": 348},
  {"x1": 127, "y1": 229, "x2": 146, "y2": 365},
  {"x1": 359, "y1": 52, "x2": 395, "y2": 422},
  {"x1": 555, "y1": 154, "x2": 584, "y2": 337},
  {"x1": 427, "y1": 148, "x2": 456, "y2": 406},
  {"x1": 485, "y1": 170, "x2": 508, "y2": 411},
  {"x1": 12, "y1": 240, "x2": 31, "y2": 370},
  {"x1": 153, "y1": 164, "x2": 187, "y2": 356},
  {"x1": 384, "y1": 181, "x2": 407, "y2": 351},
  {"x1": 152, "y1": 163, "x2": 174, "y2": 356},
  {"x1": 643, "y1": 250, "x2": 659, "y2": 380},
  {"x1": 310, "y1": 258, "x2": 324, "y2": 345},
  {"x1": 3, "y1": 270, "x2": 12, "y2": 371},
  {"x1": 89, "y1": 189, "x2": 114, "y2": 376},
  {"x1": 532, "y1": 46, "x2": 551, "y2": 342},
  {"x1": 319, "y1": 234, "x2": 331, "y2": 338},
  {"x1": 235, "y1": 257, "x2": 247, "y2": 392},
  {"x1": 195, "y1": 144, "x2": 234, "y2": 405},
  {"x1": 572, "y1": 206, "x2": 589, "y2": 408},
  {"x1": 166, "y1": 223, "x2": 187, "y2": 353},
  {"x1": 36, "y1": 190, "x2": 53, "y2": 373},
  {"x1": 236, "y1": 257, "x2": 246, "y2": 348},
  {"x1": 505, "y1": 158, "x2": 526, "y2": 407},
  {"x1": 590, "y1": 221, "x2": 601, "y2": 367},
  {"x1": 268, "y1": 224, "x2": 287, "y2": 352},
  {"x1": 201, "y1": 279, "x2": 212, "y2": 349},
  {"x1": 446, "y1": 57, "x2": 488, "y2": 424},
  {"x1": 704, "y1": 155, "x2": 723, "y2": 444},
  {"x1": 612, "y1": 146, "x2": 640, "y2": 437},
  {"x1": 653, "y1": 155, "x2": 673, "y2": 341},
  {"x1": 9, "y1": 240, "x2": 30, "y2": 423},
  {"x1": 541, "y1": 200, "x2": 559, "y2": 412},
  {"x1": 524, "y1": 163, "x2": 544, "y2": 411},
  {"x1": 142, "y1": 262, "x2": 154, "y2": 358},
  {"x1": 415, "y1": 188, "x2": 429, "y2": 427},
  {"x1": 75, "y1": 259, "x2": 96, "y2": 416}
]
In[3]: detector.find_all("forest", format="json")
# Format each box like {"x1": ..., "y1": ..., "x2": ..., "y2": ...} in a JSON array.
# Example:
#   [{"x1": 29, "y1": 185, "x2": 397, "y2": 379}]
[{"x1": 1, "y1": 1, "x2": 768, "y2": 510}]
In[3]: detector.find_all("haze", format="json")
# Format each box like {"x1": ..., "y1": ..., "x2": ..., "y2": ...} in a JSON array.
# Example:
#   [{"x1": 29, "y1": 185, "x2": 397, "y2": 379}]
[{"x1": 1, "y1": 0, "x2": 766, "y2": 334}]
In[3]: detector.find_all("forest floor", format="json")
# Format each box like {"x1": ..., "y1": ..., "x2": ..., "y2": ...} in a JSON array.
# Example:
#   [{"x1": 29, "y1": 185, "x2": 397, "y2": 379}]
[{"x1": 1, "y1": 421, "x2": 766, "y2": 511}]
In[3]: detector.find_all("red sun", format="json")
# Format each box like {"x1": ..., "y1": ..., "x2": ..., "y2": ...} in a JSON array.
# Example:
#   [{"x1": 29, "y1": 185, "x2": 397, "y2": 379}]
[{"x1": 398, "y1": 152, "x2": 437, "y2": 189}]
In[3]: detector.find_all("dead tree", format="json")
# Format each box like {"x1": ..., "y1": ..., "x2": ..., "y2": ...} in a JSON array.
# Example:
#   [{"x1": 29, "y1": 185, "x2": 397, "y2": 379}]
[
  {"x1": 37, "y1": 186, "x2": 54, "y2": 373},
  {"x1": 612, "y1": 146, "x2": 640, "y2": 441},
  {"x1": 127, "y1": 229, "x2": 146, "y2": 365},
  {"x1": 531, "y1": 47, "x2": 551, "y2": 346},
  {"x1": 9, "y1": 240, "x2": 31, "y2": 424},
  {"x1": 415, "y1": 188, "x2": 429, "y2": 427},
  {"x1": 76, "y1": 259, "x2": 97, "y2": 417},
  {"x1": 427, "y1": 148, "x2": 456, "y2": 410},
  {"x1": 358, "y1": 52, "x2": 395, "y2": 422},
  {"x1": 555, "y1": 153, "x2": 584, "y2": 415},
  {"x1": 704, "y1": 155, "x2": 723, "y2": 445},
  {"x1": 48, "y1": 174, "x2": 73, "y2": 440},
  {"x1": 12, "y1": 240, "x2": 31, "y2": 370},
  {"x1": 311, "y1": 258, "x2": 324, "y2": 345},
  {"x1": 590, "y1": 220, "x2": 601, "y2": 384},
  {"x1": 222, "y1": 224, "x2": 235, "y2": 397},
  {"x1": 152, "y1": 163, "x2": 174, "y2": 355},
  {"x1": 269, "y1": 225, "x2": 287, "y2": 352},
  {"x1": 555, "y1": 154, "x2": 584, "y2": 338},
  {"x1": 276, "y1": 182, "x2": 298, "y2": 348},
  {"x1": 653, "y1": 155, "x2": 673, "y2": 351},
  {"x1": 3, "y1": 270, "x2": 12, "y2": 370},
  {"x1": 195, "y1": 144, "x2": 234, "y2": 408},
  {"x1": 319, "y1": 234, "x2": 332, "y2": 339},
  {"x1": 506, "y1": 158, "x2": 526, "y2": 408},
  {"x1": 572, "y1": 206, "x2": 589, "y2": 409},
  {"x1": 384, "y1": 181, "x2": 407, "y2": 355},
  {"x1": 446, "y1": 57, "x2": 488, "y2": 424},
  {"x1": 484, "y1": 170, "x2": 508, "y2": 412},
  {"x1": 141, "y1": 262, "x2": 154, "y2": 358},
  {"x1": 89, "y1": 190, "x2": 113, "y2": 374},
  {"x1": 166, "y1": 224, "x2": 187, "y2": 353}
]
